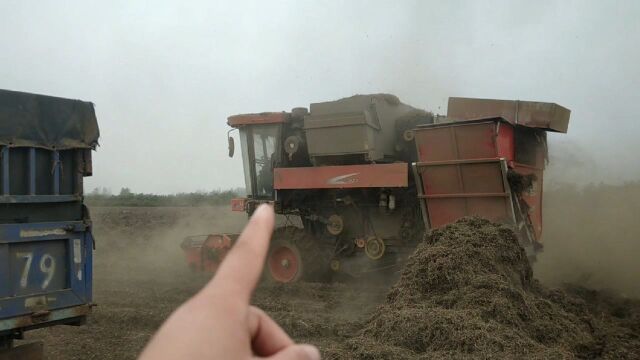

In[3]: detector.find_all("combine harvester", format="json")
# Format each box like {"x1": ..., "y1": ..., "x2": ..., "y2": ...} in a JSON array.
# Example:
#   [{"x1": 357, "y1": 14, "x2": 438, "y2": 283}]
[
  {"x1": 182, "y1": 94, "x2": 570, "y2": 282},
  {"x1": 0, "y1": 90, "x2": 99, "y2": 358}
]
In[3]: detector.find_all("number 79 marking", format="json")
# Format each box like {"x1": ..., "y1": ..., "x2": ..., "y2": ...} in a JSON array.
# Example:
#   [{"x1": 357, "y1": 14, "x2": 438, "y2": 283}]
[
  {"x1": 16, "y1": 252, "x2": 33, "y2": 288},
  {"x1": 16, "y1": 252, "x2": 56, "y2": 290}
]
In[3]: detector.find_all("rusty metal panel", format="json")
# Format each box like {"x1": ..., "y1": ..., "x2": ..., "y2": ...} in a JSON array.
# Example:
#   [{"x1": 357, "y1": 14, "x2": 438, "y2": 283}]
[
  {"x1": 416, "y1": 158, "x2": 516, "y2": 230},
  {"x1": 420, "y1": 161, "x2": 510, "y2": 198},
  {"x1": 513, "y1": 164, "x2": 544, "y2": 241},
  {"x1": 274, "y1": 163, "x2": 408, "y2": 189},
  {"x1": 496, "y1": 122, "x2": 515, "y2": 161},
  {"x1": 460, "y1": 163, "x2": 506, "y2": 193},
  {"x1": 415, "y1": 126, "x2": 457, "y2": 162},
  {"x1": 415, "y1": 121, "x2": 502, "y2": 162},
  {"x1": 426, "y1": 198, "x2": 467, "y2": 227},
  {"x1": 466, "y1": 197, "x2": 512, "y2": 223},
  {"x1": 447, "y1": 97, "x2": 570, "y2": 133},
  {"x1": 0, "y1": 304, "x2": 91, "y2": 333},
  {"x1": 424, "y1": 196, "x2": 511, "y2": 228},
  {"x1": 420, "y1": 165, "x2": 461, "y2": 194},
  {"x1": 454, "y1": 123, "x2": 497, "y2": 159},
  {"x1": 227, "y1": 112, "x2": 287, "y2": 127}
]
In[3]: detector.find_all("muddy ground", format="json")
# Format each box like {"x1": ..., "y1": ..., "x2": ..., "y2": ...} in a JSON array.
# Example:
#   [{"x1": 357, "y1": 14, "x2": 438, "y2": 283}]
[{"x1": 18, "y1": 188, "x2": 640, "y2": 358}]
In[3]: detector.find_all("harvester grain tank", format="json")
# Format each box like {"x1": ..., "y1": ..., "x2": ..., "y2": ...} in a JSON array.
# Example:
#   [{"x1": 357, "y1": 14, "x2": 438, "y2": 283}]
[
  {"x1": 182, "y1": 94, "x2": 570, "y2": 282},
  {"x1": 0, "y1": 89, "x2": 99, "y2": 357}
]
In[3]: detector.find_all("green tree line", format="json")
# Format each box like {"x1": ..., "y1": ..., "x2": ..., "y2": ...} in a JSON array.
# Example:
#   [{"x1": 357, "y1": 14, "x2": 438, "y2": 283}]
[{"x1": 86, "y1": 187, "x2": 242, "y2": 207}]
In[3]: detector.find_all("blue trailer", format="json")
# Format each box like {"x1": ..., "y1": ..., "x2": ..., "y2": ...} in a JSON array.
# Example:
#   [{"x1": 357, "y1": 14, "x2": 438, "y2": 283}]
[{"x1": 0, "y1": 89, "x2": 99, "y2": 357}]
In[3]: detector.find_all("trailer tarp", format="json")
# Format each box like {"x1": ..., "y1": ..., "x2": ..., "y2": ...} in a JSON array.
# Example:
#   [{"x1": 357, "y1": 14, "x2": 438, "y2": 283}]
[{"x1": 0, "y1": 89, "x2": 99, "y2": 150}]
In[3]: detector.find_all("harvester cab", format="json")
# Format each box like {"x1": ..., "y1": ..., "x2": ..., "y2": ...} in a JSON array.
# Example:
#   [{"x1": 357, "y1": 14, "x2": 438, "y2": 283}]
[
  {"x1": 227, "y1": 113, "x2": 283, "y2": 205},
  {"x1": 182, "y1": 94, "x2": 570, "y2": 283}
]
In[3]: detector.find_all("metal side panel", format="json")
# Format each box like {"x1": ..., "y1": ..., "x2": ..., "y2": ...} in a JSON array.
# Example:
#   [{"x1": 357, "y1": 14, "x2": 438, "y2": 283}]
[
  {"x1": 274, "y1": 163, "x2": 408, "y2": 189},
  {"x1": 0, "y1": 221, "x2": 93, "y2": 334},
  {"x1": 447, "y1": 97, "x2": 570, "y2": 133},
  {"x1": 0, "y1": 146, "x2": 89, "y2": 211},
  {"x1": 415, "y1": 158, "x2": 517, "y2": 230},
  {"x1": 512, "y1": 163, "x2": 543, "y2": 243},
  {"x1": 411, "y1": 163, "x2": 430, "y2": 232}
]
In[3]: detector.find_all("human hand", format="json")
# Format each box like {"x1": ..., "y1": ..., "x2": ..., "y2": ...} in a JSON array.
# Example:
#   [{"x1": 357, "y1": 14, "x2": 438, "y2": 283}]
[{"x1": 139, "y1": 204, "x2": 320, "y2": 359}]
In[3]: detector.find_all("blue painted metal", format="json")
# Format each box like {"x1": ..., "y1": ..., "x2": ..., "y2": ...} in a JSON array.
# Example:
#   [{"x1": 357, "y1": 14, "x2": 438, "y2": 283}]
[
  {"x1": 0, "y1": 146, "x2": 93, "y2": 340},
  {"x1": 0, "y1": 221, "x2": 93, "y2": 334},
  {"x1": 0, "y1": 304, "x2": 90, "y2": 334},
  {"x1": 0, "y1": 221, "x2": 88, "y2": 243},
  {"x1": 0, "y1": 244, "x2": 8, "y2": 299},
  {"x1": 1, "y1": 147, "x2": 8, "y2": 195},
  {"x1": 0, "y1": 195, "x2": 82, "y2": 204}
]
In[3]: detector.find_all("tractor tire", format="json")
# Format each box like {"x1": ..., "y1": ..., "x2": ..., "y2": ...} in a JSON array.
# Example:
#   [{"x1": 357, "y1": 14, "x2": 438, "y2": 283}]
[
  {"x1": 265, "y1": 227, "x2": 330, "y2": 283},
  {"x1": 267, "y1": 239, "x2": 303, "y2": 283}
]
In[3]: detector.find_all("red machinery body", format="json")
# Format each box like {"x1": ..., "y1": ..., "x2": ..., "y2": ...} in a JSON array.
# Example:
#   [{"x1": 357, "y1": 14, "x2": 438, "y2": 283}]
[
  {"x1": 273, "y1": 163, "x2": 408, "y2": 189},
  {"x1": 181, "y1": 234, "x2": 238, "y2": 272},
  {"x1": 413, "y1": 119, "x2": 545, "y2": 243},
  {"x1": 181, "y1": 94, "x2": 569, "y2": 281}
]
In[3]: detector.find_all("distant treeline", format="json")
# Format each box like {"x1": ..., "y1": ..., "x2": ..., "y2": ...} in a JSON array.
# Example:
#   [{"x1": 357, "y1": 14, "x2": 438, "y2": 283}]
[{"x1": 85, "y1": 187, "x2": 242, "y2": 207}]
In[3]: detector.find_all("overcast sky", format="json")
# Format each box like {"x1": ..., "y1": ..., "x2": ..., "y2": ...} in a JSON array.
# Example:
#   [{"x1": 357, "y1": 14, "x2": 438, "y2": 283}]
[{"x1": 1, "y1": 1, "x2": 638, "y2": 194}]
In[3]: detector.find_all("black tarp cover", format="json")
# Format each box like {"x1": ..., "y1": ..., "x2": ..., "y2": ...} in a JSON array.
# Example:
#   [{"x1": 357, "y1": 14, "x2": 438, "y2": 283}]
[{"x1": 0, "y1": 89, "x2": 99, "y2": 150}]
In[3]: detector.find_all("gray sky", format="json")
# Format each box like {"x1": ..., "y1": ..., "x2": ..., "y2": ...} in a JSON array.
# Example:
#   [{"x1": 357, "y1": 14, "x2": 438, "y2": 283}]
[{"x1": 1, "y1": 0, "x2": 638, "y2": 194}]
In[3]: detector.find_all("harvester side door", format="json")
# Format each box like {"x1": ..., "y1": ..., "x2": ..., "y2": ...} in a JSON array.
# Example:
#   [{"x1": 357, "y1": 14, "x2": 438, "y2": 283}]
[{"x1": 238, "y1": 124, "x2": 281, "y2": 200}]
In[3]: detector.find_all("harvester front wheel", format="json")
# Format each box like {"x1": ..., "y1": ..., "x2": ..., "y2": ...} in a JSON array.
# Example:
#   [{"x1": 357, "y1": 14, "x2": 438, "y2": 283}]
[
  {"x1": 267, "y1": 241, "x2": 303, "y2": 283},
  {"x1": 265, "y1": 227, "x2": 331, "y2": 283}
]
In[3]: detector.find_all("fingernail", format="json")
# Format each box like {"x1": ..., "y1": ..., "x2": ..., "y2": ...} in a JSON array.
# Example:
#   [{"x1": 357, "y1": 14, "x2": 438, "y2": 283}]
[{"x1": 300, "y1": 344, "x2": 321, "y2": 360}]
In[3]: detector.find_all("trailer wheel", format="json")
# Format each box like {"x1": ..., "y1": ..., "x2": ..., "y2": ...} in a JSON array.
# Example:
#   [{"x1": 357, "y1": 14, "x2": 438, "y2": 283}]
[{"x1": 267, "y1": 241, "x2": 302, "y2": 283}]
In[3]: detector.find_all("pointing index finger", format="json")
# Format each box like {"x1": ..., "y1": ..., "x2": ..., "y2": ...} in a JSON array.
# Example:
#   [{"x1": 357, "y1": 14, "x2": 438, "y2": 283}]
[{"x1": 205, "y1": 204, "x2": 275, "y2": 304}]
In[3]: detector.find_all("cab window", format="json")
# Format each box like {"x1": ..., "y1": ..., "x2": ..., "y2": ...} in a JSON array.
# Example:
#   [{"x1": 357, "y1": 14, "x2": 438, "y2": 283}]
[{"x1": 251, "y1": 125, "x2": 279, "y2": 197}]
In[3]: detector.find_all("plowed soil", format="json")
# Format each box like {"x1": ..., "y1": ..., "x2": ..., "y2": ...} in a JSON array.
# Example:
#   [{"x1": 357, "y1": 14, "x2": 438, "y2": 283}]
[{"x1": 19, "y1": 206, "x2": 640, "y2": 359}]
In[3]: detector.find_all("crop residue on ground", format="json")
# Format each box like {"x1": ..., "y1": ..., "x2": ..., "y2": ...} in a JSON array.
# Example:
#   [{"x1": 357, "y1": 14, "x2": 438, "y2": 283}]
[{"x1": 327, "y1": 218, "x2": 640, "y2": 359}]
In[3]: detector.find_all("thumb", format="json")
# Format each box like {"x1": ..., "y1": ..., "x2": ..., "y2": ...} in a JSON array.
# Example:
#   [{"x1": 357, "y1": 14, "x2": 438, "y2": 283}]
[{"x1": 263, "y1": 344, "x2": 321, "y2": 360}]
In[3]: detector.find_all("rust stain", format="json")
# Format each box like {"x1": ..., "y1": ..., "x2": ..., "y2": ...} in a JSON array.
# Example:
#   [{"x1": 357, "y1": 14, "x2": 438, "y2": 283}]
[{"x1": 19, "y1": 228, "x2": 67, "y2": 238}]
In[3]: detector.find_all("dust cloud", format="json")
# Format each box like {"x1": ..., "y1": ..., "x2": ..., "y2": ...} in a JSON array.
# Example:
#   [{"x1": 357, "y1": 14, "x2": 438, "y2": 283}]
[
  {"x1": 93, "y1": 206, "x2": 248, "y2": 282},
  {"x1": 531, "y1": 135, "x2": 640, "y2": 298},
  {"x1": 535, "y1": 181, "x2": 640, "y2": 298}
]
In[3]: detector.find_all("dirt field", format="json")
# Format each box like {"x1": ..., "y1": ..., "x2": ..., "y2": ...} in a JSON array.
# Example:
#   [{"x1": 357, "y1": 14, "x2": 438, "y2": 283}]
[
  {"x1": 21, "y1": 207, "x2": 387, "y2": 359},
  {"x1": 18, "y1": 191, "x2": 640, "y2": 359}
]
